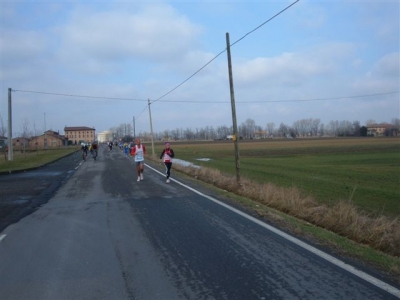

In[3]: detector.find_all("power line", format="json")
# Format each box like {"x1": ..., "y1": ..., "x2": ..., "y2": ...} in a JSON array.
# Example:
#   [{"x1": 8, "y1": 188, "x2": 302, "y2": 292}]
[
  {"x1": 151, "y1": 51, "x2": 226, "y2": 103},
  {"x1": 11, "y1": 87, "x2": 397, "y2": 127},
  {"x1": 136, "y1": 103, "x2": 149, "y2": 120},
  {"x1": 12, "y1": 88, "x2": 398, "y2": 104},
  {"x1": 12, "y1": 88, "x2": 151, "y2": 123},
  {"x1": 151, "y1": 0, "x2": 300, "y2": 104},
  {"x1": 149, "y1": 91, "x2": 399, "y2": 103},
  {"x1": 136, "y1": 91, "x2": 398, "y2": 122},
  {"x1": 12, "y1": 89, "x2": 147, "y2": 102},
  {"x1": 240, "y1": 91, "x2": 400, "y2": 103},
  {"x1": 12, "y1": 1, "x2": 301, "y2": 110},
  {"x1": 230, "y1": 0, "x2": 300, "y2": 48}
]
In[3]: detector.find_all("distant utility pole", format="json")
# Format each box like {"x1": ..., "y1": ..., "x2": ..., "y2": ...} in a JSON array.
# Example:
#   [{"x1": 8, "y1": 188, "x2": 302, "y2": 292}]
[
  {"x1": 133, "y1": 116, "x2": 136, "y2": 140},
  {"x1": 226, "y1": 32, "x2": 240, "y2": 183},
  {"x1": 44, "y1": 112, "x2": 47, "y2": 149},
  {"x1": 147, "y1": 99, "x2": 155, "y2": 157},
  {"x1": 7, "y1": 88, "x2": 13, "y2": 161}
]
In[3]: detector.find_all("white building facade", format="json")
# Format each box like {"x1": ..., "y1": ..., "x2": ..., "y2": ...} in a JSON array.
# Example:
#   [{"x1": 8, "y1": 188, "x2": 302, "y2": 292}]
[{"x1": 97, "y1": 131, "x2": 113, "y2": 143}]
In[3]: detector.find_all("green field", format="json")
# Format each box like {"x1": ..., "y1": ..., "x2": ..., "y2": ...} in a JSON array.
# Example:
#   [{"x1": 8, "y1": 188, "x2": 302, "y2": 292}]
[
  {"x1": 154, "y1": 137, "x2": 400, "y2": 218},
  {"x1": 2, "y1": 138, "x2": 399, "y2": 219}
]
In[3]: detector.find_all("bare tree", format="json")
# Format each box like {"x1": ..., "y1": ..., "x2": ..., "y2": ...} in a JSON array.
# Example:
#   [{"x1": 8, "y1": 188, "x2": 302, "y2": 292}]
[
  {"x1": 20, "y1": 118, "x2": 31, "y2": 138},
  {"x1": 326, "y1": 120, "x2": 347, "y2": 136},
  {"x1": 352, "y1": 121, "x2": 361, "y2": 136},
  {"x1": 109, "y1": 125, "x2": 123, "y2": 141},
  {"x1": 0, "y1": 115, "x2": 6, "y2": 137},
  {"x1": 292, "y1": 119, "x2": 306, "y2": 137},
  {"x1": 266, "y1": 122, "x2": 275, "y2": 137},
  {"x1": 110, "y1": 124, "x2": 126, "y2": 140},
  {"x1": 137, "y1": 130, "x2": 151, "y2": 141},
  {"x1": 278, "y1": 123, "x2": 290, "y2": 137},
  {"x1": 208, "y1": 126, "x2": 217, "y2": 140},
  {"x1": 199, "y1": 126, "x2": 216, "y2": 140},
  {"x1": 326, "y1": 120, "x2": 339, "y2": 136},
  {"x1": 311, "y1": 119, "x2": 321, "y2": 136},
  {"x1": 238, "y1": 123, "x2": 248, "y2": 139},
  {"x1": 245, "y1": 118, "x2": 256, "y2": 138},
  {"x1": 292, "y1": 118, "x2": 319, "y2": 137},
  {"x1": 162, "y1": 129, "x2": 170, "y2": 140},
  {"x1": 338, "y1": 120, "x2": 353, "y2": 136},
  {"x1": 216, "y1": 125, "x2": 231, "y2": 139},
  {"x1": 184, "y1": 128, "x2": 194, "y2": 140},
  {"x1": 126, "y1": 123, "x2": 133, "y2": 137},
  {"x1": 239, "y1": 118, "x2": 257, "y2": 139},
  {"x1": 392, "y1": 118, "x2": 400, "y2": 128},
  {"x1": 318, "y1": 123, "x2": 325, "y2": 136},
  {"x1": 170, "y1": 129, "x2": 179, "y2": 140}
]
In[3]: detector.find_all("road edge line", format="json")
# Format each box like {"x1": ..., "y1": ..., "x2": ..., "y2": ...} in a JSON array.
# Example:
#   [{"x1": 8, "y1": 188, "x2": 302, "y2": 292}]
[{"x1": 146, "y1": 163, "x2": 400, "y2": 298}]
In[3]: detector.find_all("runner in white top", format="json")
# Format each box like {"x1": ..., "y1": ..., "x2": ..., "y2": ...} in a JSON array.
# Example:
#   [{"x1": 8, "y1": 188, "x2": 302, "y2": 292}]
[{"x1": 131, "y1": 139, "x2": 146, "y2": 181}]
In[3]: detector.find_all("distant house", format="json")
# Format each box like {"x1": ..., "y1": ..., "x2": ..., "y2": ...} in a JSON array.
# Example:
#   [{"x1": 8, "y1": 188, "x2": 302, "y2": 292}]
[
  {"x1": 254, "y1": 130, "x2": 268, "y2": 139},
  {"x1": 30, "y1": 130, "x2": 66, "y2": 149},
  {"x1": 12, "y1": 137, "x2": 30, "y2": 150},
  {"x1": 64, "y1": 126, "x2": 96, "y2": 145},
  {"x1": 366, "y1": 123, "x2": 397, "y2": 136}
]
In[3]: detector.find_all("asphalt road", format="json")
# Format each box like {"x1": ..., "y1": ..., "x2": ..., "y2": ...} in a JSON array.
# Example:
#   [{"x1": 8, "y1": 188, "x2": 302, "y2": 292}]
[
  {"x1": 0, "y1": 145, "x2": 399, "y2": 299},
  {"x1": 0, "y1": 151, "x2": 82, "y2": 233}
]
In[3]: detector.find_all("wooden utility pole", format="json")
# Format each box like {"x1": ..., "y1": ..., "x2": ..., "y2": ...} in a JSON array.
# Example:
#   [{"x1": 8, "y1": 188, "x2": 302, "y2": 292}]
[
  {"x1": 226, "y1": 33, "x2": 240, "y2": 183},
  {"x1": 7, "y1": 88, "x2": 13, "y2": 161},
  {"x1": 44, "y1": 112, "x2": 47, "y2": 149}
]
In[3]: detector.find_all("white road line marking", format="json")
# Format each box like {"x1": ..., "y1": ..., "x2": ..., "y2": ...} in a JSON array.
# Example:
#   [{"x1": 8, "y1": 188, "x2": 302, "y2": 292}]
[
  {"x1": 75, "y1": 160, "x2": 85, "y2": 170},
  {"x1": 146, "y1": 163, "x2": 400, "y2": 298},
  {"x1": 0, "y1": 234, "x2": 7, "y2": 242}
]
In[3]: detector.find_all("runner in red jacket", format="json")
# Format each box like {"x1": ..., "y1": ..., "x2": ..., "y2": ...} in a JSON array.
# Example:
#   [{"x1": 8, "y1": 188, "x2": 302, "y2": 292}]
[{"x1": 160, "y1": 142, "x2": 175, "y2": 183}]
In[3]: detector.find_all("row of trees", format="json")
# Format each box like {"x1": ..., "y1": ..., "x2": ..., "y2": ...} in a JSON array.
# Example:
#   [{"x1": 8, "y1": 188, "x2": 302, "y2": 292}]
[
  {"x1": 1, "y1": 115, "x2": 399, "y2": 142},
  {"x1": 120, "y1": 118, "x2": 400, "y2": 142}
]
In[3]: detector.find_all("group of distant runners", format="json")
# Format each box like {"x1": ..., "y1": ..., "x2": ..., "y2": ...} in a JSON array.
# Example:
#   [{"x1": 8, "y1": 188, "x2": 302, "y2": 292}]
[
  {"x1": 80, "y1": 141, "x2": 98, "y2": 160},
  {"x1": 81, "y1": 139, "x2": 175, "y2": 183}
]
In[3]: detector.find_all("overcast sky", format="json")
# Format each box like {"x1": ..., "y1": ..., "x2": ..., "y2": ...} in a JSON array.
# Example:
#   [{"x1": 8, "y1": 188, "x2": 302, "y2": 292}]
[{"x1": 1, "y1": 0, "x2": 399, "y2": 137}]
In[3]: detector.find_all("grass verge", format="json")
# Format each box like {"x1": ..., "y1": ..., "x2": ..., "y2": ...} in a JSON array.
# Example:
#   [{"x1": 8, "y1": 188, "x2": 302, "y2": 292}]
[
  {"x1": 217, "y1": 185, "x2": 400, "y2": 281},
  {"x1": 0, "y1": 147, "x2": 79, "y2": 173}
]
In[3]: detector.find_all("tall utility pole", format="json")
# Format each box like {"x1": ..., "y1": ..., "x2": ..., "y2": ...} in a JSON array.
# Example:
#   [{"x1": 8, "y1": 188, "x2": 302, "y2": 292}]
[
  {"x1": 7, "y1": 88, "x2": 13, "y2": 161},
  {"x1": 147, "y1": 99, "x2": 155, "y2": 157},
  {"x1": 226, "y1": 32, "x2": 240, "y2": 183},
  {"x1": 133, "y1": 116, "x2": 136, "y2": 140},
  {"x1": 44, "y1": 112, "x2": 47, "y2": 149}
]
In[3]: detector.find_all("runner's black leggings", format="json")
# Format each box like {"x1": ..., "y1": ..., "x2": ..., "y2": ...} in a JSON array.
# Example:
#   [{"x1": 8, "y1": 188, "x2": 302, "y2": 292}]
[{"x1": 164, "y1": 162, "x2": 172, "y2": 178}]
